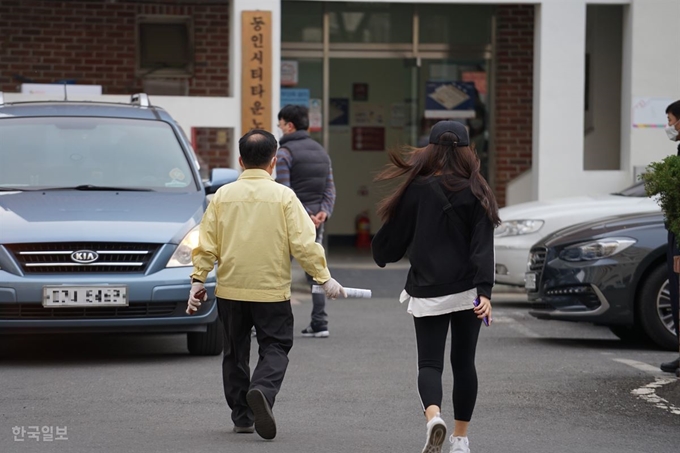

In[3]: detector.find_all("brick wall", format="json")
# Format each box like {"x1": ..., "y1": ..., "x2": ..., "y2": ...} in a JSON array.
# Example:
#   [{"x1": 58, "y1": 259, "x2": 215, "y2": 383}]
[
  {"x1": 193, "y1": 128, "x2": 232, "y2": 172},
  {"x1": 494, "y1": 5, "x2": 534, "y2": 207},
  {"x1": 0, "y1": 0, "x2": 229, "y2": 96}
]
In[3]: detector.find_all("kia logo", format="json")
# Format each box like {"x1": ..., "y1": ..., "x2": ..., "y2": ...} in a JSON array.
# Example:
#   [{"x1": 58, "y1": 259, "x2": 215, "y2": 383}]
[{"x1": 71, "y1": 250, "x2": 99, "y2": 264}]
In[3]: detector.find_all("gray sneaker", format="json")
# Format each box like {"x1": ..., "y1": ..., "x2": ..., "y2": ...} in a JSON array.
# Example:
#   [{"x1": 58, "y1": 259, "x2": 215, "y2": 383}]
[{"x1": 233, "y1": 425, "x2": 254, "y2": 434}]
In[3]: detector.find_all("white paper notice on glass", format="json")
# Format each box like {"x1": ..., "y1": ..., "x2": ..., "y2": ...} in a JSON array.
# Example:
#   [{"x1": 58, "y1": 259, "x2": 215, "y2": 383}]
[
  {"x1": 632, "y1": 97, "x2": 673, "y2": 128},
  {"x1": 352, "y1": 103, "x2": 385, "y2": 126},
  {"x1": 309, "y1": 98, "x2": 323, "y2": 132},
  {"x1": 390, "y1": 103, "x2": 406, "y2": 128},
  {"x1": 281, "y1": 60, "x2": 299, "y2": 87}
]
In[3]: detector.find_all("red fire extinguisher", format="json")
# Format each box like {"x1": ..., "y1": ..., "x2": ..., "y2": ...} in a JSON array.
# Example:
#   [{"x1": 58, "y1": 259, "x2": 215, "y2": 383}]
[{"x1": 355, "y1": 210, "x2": 371, "y2": 249}]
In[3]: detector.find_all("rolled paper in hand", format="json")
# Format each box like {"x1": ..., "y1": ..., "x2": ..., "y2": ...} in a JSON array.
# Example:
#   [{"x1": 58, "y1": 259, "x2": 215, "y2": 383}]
[{"x1": 312, "y1": 285, "x2": 372, "y2": 299}]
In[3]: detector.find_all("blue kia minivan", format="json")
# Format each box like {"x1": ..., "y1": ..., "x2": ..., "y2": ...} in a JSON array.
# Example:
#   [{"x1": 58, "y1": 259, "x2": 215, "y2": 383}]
[{"x1": 0, "y1": 93, "x2": 237, "y2": 355}]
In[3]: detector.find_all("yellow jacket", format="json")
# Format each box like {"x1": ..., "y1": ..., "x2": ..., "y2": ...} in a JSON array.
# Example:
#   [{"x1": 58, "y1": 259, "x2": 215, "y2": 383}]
[{"x1": 190, "y1": 169, "x2": 331, "y2": 302}]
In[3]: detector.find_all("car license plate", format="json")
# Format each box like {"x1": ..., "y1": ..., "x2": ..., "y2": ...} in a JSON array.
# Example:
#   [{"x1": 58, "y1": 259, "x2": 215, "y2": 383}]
[
  {"x1": 43, "y1": 286, "x2": 128, "y2": 307},
  {"x1": 524, "y1": 272, "x2": 537, "y2": 291}
]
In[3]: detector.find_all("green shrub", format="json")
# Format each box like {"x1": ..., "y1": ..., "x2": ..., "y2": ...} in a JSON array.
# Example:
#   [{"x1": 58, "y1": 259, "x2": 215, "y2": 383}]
[{"x1": 640, "y1": 155, "x2": 680, "y2": 236}]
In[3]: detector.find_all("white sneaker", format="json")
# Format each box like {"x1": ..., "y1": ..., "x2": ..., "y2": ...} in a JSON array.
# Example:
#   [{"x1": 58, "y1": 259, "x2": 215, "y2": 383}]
[
  {"x1": 449, "y1": 435, "x2": 470, "y2": 453},
  {"x1": 422, "y1": 415, "x2": 447, "y2": 453}
]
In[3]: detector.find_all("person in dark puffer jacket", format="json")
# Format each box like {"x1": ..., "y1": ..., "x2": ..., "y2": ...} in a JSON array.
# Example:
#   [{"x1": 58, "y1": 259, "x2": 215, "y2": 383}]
[
  {"x1": 276, "y1": 104, "x2": 337, "y2": 338},
  {"x1": 660, "y1": 99, "x2": 680, "y2": 374}
]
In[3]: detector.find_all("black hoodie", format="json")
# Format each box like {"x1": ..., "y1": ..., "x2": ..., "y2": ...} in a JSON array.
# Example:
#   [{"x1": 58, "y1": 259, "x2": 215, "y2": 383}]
[{"x1": 372, "y1": 176, "x2": 495, "y2": 299}]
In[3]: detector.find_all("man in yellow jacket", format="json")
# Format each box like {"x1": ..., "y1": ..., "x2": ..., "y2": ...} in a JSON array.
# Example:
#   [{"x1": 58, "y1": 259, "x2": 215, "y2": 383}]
[{"x1": 187, "y1": 129, "x2": 346, "y2": 440}]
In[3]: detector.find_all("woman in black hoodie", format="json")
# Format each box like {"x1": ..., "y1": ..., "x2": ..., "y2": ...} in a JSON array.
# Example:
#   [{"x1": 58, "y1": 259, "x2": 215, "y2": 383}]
[{"x1": 372, "y1": 121, "x2": 500, "y2": 453}]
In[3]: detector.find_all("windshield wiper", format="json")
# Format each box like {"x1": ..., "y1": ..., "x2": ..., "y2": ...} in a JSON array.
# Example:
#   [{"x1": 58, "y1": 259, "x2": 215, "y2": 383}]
[{"x1": 37, "y1": 185, "x2": 154, "y2": 192}]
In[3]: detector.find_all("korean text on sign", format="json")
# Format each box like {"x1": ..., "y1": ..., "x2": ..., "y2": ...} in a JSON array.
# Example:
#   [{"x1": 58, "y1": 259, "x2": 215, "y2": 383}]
[{"x1": 241, "y1": 11, "x2": 272, "y2": 133}]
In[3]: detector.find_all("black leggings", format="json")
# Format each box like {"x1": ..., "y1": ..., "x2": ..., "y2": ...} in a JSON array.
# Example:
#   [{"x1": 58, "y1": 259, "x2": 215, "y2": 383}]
[{"x1": 414, "y1": 309, "x2": 482, "y2": 422}]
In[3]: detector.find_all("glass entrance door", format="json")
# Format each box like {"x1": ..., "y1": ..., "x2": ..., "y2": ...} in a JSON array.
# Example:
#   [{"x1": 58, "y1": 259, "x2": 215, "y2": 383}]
[
  {"x1": 326, "y1": 57, "x2": 417, "y2": 236},
  {"x1": 281, "y1": 1, "x2": 496, "y2": 241}
]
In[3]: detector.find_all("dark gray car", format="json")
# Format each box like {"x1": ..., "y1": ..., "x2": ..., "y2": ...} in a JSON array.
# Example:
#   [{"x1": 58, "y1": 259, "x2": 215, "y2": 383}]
[
  {"x1": 0, "y1": 93, "x2": 237, "y2": 355},
  {"x1": 526, "y1": 212, "x2": 675, "y2": 350}
]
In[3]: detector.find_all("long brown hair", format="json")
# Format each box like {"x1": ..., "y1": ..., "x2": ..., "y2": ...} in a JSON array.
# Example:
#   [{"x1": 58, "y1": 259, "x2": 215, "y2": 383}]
[{"x1": 375, "y1": 132, "x2": 501, "y2": 226}]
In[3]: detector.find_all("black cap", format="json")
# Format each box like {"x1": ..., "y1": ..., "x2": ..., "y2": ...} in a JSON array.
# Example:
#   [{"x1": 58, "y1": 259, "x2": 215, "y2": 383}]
[{"x1": 429, "y1": 120, "x2": 469, "y2": 146}]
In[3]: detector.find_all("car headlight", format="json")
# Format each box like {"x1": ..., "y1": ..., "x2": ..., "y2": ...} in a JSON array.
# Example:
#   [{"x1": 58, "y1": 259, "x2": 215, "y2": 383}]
[
  {"x1": 559, "y1": 237, "x2": 636, "y2": 262},
  {"x1": 166, "y1": 225, "x2": 200, "y2": 267},
  {"x1": 494, "y1": 220, "x2": 544, "y2": 237}
]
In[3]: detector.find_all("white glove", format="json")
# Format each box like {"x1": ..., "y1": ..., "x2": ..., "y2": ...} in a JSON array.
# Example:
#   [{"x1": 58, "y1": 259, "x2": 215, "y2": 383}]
[
  {"x1": 322, "y1": 278, "x2": 347, "y2": 299},
  {"x1": 186, "y1": 282, "x2": 207, "y2": 315}
]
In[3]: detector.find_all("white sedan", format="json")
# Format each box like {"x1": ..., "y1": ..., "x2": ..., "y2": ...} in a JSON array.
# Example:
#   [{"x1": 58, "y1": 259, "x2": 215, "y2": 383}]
[{"x1": 494, "y1": 182, "x2": 661, "y2": 287}]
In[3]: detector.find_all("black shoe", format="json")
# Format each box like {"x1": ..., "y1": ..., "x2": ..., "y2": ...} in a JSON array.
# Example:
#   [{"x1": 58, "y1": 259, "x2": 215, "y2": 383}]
[
  {"x1": 301, "y1": 325, "x2": 329, "y2": 338},
  {"x1": 246, "y1": 388, "x2": 276, "y2": 440},
  {"x1": 660, "y1": 357, "x2": 680, "y2": 373},
  {"x1": 233, "y1": 425, "x2": 254, "y2": 434}
]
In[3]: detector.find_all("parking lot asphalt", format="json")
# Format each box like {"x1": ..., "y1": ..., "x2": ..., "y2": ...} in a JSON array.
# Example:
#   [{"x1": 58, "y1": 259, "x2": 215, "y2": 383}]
[
  {"x1": 292, "y1": 247, "x2": 680, "y2": 410},
  {"x1": 3, "y1": 289, "x2": 679, "y2": 453},
  {"x1": 1, "y1": 249, "x2": 678, "y2": 453}
]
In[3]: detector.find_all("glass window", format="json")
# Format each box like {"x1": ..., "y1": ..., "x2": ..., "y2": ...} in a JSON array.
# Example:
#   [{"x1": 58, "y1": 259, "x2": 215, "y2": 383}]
[
  {"x1": 137, "y1": 17, "x2": 193, "y2": 76},
  {"x1": 419, "y1": 5, "x2": 494, "y2": 45},
  {"x1": 280, "y1": 58, "x2": 323, "y2": 143},
  {"x1": 328, "y1": 3, "x2": 413, "y2": 44},
  {"x1": 416, "y1": 58, "x2": 491, "y2": 179},
  {"x1": 282, "y1": 1, "x2": 324, "y2": 43},
  {"x1": 0, "y1": 117, "x2": 197, "y2": 192}
]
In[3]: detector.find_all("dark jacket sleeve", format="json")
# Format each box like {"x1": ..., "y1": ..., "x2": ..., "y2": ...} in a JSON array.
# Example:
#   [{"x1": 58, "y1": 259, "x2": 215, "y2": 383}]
[
  {"x1": 371, "y1": 190, "x2": 416, "y2": 268},
  {"x1": 469, "y1": 200, "x2": 495, "y2": 299}
]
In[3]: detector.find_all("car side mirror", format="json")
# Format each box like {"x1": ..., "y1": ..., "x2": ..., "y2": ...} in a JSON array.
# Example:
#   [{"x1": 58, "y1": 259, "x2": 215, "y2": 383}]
[{"x1": 205, "y1": 168, "x2": 239, "y2": 195}]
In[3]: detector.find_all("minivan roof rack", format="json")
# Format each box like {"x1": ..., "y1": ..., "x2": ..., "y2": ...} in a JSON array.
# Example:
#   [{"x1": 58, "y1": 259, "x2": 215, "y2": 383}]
[{"x1": 130, "y1": 93, "x2": 150, "y2": 107}]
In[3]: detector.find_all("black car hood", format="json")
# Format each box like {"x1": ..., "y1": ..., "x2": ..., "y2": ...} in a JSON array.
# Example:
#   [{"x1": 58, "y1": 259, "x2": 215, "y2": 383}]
[{"x1": 536, "y1": 212, "x2": 665, "y2": 248}]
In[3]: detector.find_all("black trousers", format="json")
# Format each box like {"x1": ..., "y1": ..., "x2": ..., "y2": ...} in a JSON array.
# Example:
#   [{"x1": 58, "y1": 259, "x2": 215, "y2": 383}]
[
  {"x1": 216, "y1": 298, "x2": 294, "y2": 428},
  {"x1": 413, "y1": 309, "x2": 482, "y2": 422},
  {"x1": 667, "y1": 230, "x2": 679, "y2": 337}
]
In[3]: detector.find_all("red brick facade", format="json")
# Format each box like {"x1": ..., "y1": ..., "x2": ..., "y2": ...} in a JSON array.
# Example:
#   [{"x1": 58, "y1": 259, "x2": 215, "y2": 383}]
[
  {"x1": 193, "y1": 127, "x2": 232, "y2": 171},
  {"x1": 0, "y1": 0, "x2": 229, "y2": 96},
  {"x1": 494, "y1": 5, "x2": 534, "y2": 207}
]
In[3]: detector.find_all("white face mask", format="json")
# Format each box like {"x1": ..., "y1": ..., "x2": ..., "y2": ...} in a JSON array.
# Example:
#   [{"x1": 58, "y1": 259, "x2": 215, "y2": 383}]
[{"x1": 666, "y1": 119, "x2": 679, "y2": 141}]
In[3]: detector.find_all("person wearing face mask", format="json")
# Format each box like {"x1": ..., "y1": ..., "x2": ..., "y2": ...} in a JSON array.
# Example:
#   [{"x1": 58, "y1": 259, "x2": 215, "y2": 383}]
[
  {"x1": 660, "y1": 100, "x2": 680, "y2": 374},
  {"x1": 276, "y1": 104, "x2": 337, "y2": 338},
  {"x1": 188, "y1": 130, "x2": 346, "y2": 439}
]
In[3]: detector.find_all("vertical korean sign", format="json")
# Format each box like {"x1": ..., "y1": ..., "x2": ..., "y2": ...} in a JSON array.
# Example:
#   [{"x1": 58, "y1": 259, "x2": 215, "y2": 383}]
[{"x1": 242, "y1": 11, "x2": 272, "y2": 134}]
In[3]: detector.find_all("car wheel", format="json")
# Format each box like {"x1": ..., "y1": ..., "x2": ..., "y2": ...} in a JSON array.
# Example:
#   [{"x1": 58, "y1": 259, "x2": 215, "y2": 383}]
[
  {"x1": 637, "y1": 264, "x2": 677, "y2": 351},
  {"x1": 187, "y1": 318, "x2": 224, "y2": 356}
]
